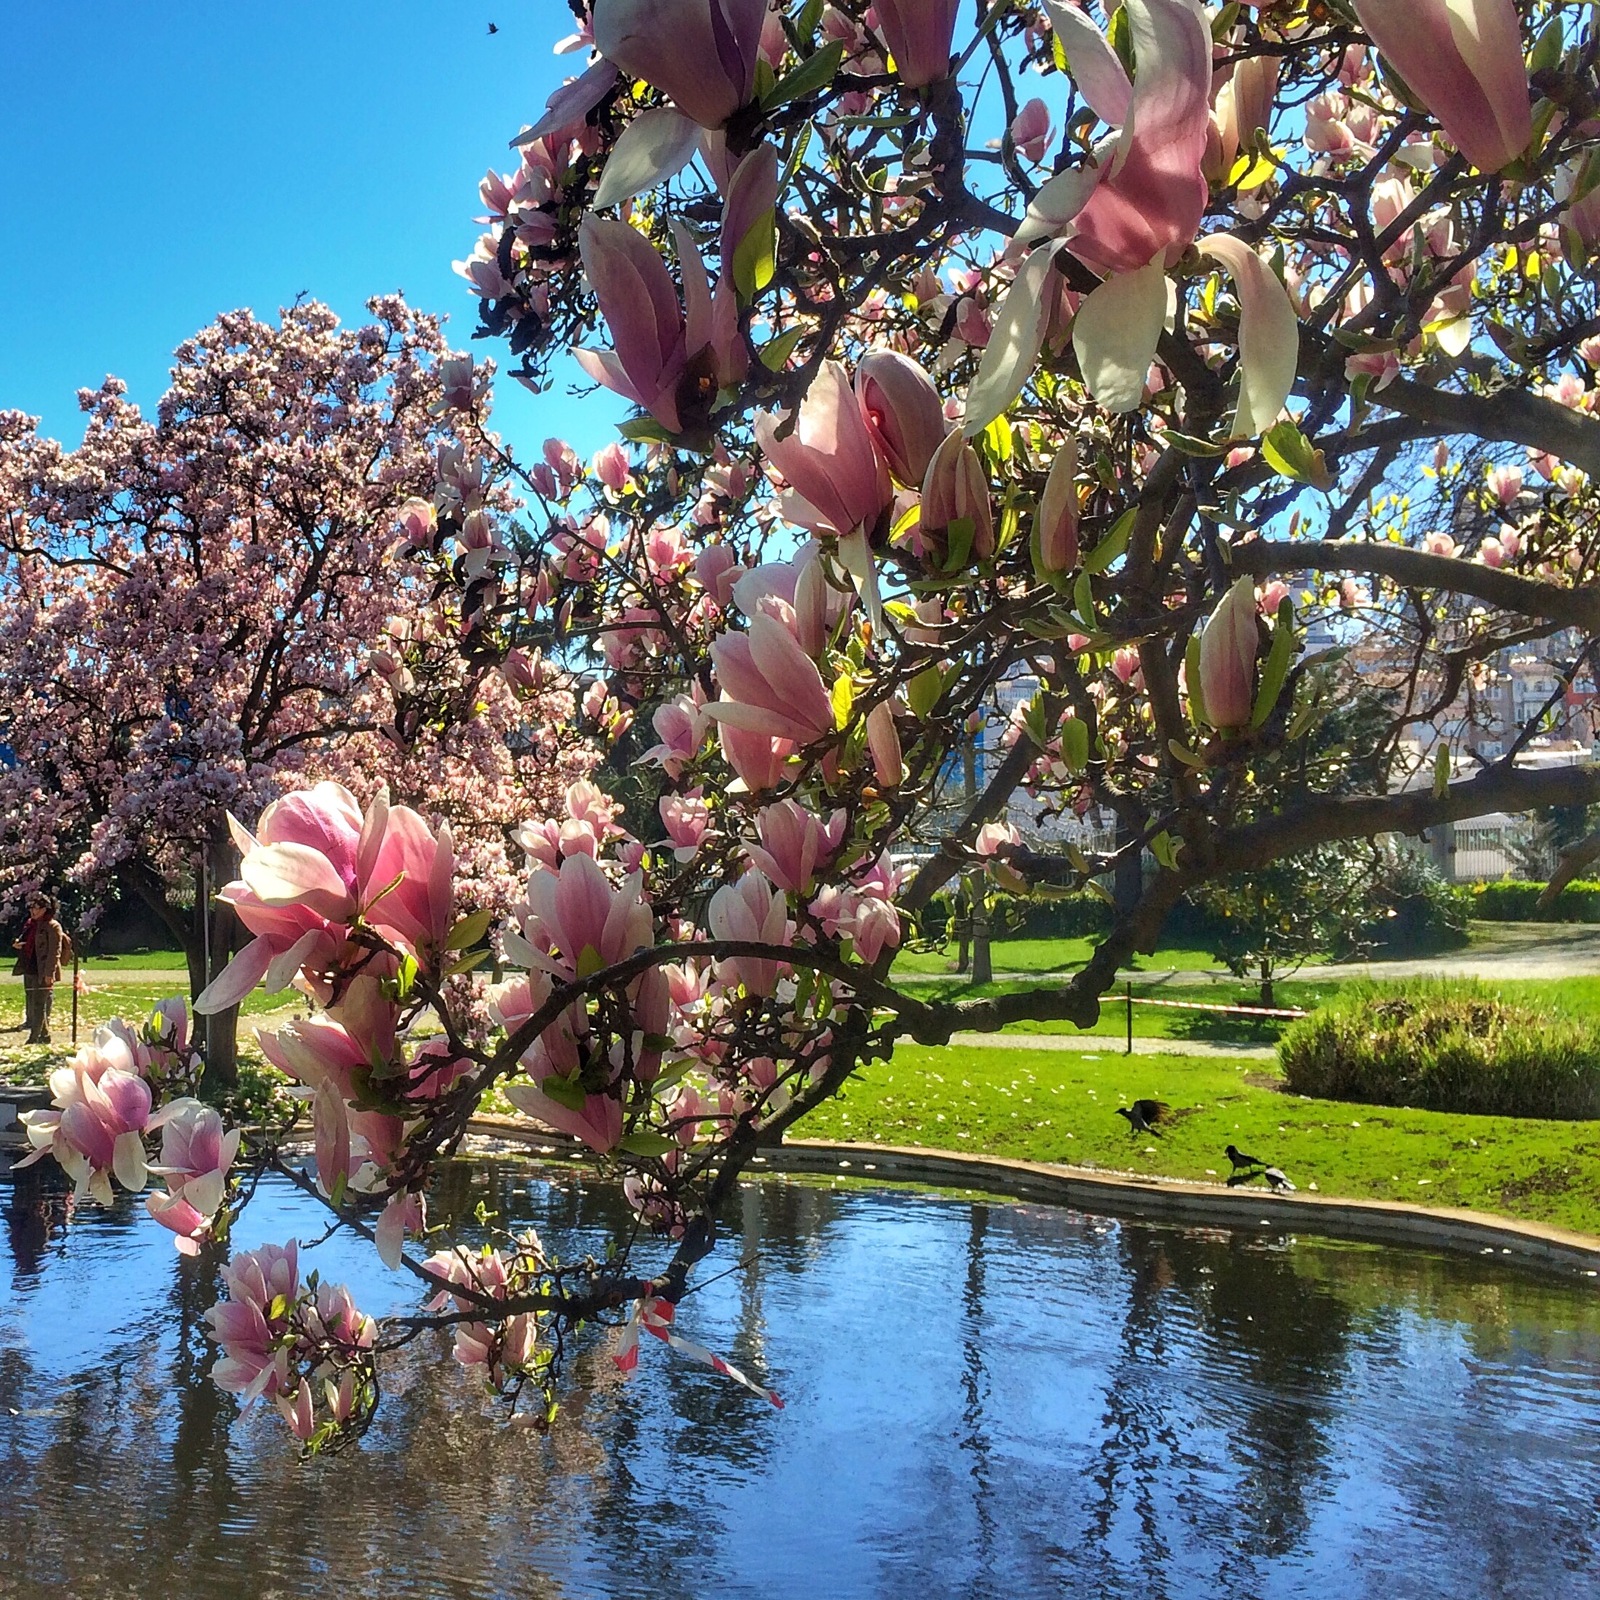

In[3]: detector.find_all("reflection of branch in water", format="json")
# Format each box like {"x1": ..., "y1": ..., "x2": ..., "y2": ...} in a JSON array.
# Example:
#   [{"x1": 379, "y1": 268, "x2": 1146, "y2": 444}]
[
  {"x1": 958, "y1": 1202, "x2": 999, "y2": 1590},
  {"x1": 1083, "y1": 1225, "x2": 1179, "y2": 1599}
]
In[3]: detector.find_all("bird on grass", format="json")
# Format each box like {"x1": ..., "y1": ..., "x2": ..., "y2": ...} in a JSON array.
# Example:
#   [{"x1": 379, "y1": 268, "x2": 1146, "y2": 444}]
[
  {"x1": 1224, "y1": 1143, "x2": 1266, "y2": 1173},
  {"x1": 1226, "y1": 1164, "x2": 1297, "y2": 1193},
  {"x1": 1116, "y1": 1099, "x2": 1172, "y2": 1137}
]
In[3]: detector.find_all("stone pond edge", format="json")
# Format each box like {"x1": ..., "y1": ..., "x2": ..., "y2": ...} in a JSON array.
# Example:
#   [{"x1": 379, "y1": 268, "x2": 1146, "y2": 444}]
[{"x1": 465, "y1": 1116, "x2": 1600, "y2": 1275}]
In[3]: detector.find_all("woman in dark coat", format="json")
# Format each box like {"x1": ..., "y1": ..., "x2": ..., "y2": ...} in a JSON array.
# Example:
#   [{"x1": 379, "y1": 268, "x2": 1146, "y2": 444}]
[{"x1": 12, "y1": 894, "x2": 65, "y2": 1045}]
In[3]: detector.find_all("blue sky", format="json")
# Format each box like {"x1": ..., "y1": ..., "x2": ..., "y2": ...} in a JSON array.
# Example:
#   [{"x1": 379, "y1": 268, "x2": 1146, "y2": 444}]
[{"x1": 0, "y1": 0, "x2": 603, "y2": 454}]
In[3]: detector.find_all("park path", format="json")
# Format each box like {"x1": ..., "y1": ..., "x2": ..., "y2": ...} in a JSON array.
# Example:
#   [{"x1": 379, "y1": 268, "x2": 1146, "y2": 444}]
[{"x1": 949, "y1": 1031, "x2": 1276, "y2": 1059}]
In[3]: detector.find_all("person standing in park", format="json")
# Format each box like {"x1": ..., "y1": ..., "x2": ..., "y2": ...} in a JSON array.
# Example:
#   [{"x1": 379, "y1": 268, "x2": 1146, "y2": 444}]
[{"x1": 11, "y1": 894, "x2": 66, "y2": 1045}]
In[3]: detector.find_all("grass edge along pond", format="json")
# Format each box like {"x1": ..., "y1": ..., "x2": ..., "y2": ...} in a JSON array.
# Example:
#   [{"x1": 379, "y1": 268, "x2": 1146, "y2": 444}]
[{"x1": 801, "y1": 1041, "x2": 1600, "y2": 1237}]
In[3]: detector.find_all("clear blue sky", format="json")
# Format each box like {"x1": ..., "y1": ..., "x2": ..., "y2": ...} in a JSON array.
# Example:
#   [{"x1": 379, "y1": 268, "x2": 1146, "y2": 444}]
[{"x1": 0, "y1": 0, "x2": 607, "y2": 454}]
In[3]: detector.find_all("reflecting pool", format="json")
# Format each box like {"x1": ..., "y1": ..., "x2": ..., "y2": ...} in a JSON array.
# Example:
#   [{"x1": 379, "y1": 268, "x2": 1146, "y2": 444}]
[{"x1": 2, "y1": 1154, "x2": 1598, "y2": 1599}]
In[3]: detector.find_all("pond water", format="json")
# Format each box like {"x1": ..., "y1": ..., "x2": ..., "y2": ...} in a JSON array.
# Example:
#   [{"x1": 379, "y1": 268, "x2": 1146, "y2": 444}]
[{"x1": 1, "y1": 1153, "x2": 1598, "y2": 1600}]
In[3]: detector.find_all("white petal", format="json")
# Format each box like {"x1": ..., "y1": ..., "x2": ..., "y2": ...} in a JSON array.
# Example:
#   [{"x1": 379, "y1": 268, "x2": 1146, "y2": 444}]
[
  {"x1": 240, "y1": 842, "x2": 347, "y2": 906},
  {"x1": 1197, "y1": 234, "x2": 1298, "y2": 437},
  {"x1": 1072, "y1": 261, "x2": 1169, "y2": 414},
  {"x1": 964, "y1": 239, "x2": 1068, "y2": 435},
  {"x1": 1042, "y1": 0, "x2": 1132, "y2": 125},
  {"x1": 593, "y1": 106, "x2": 700, "y2": 209},
  {"x1": 112, "y1": 1130, "x2": 148, "y2": 1193}
]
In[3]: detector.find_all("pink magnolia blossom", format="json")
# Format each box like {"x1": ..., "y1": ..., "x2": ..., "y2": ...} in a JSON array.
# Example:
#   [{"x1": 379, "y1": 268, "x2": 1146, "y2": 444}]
[
  {"x1": 516, "y1": 852, "x2": 654, "y2": 981},
  {"x1": 1351, "y1": 0, "x2": 1530, "y2": 174},
  {"x1": 1034, "y1": 438, "x2": 1080, "y2": 574},
  {"x1": 707, "y1": 614, "x2": 836, "y2": 746},
  {"x1": 593, "y1": 0, "x2": 767, "y2": 130},
  {"x1": 18, "y1": 1058, "x2": 167, "y2": 1205},
  {"x1": 1009, "y1": 98, "x2": 1054, "y2": 164},
  {"x1": 865, "y1": 700, "x2": 904, "y2": 788},
  {"x1": 854, "y1": 350, "x2": 949, "y2": 487},
  {"x1": 753, "y1": 361, "x2": 894, "y2": 540},
  {"x1": 366, "y1": 805, "x2": 455, "y2": 967},
  {"x1": 707, "y1": 870, "x2": 792, "y2": 994},
  {"x1": 206, "y1": 1241, "x2": 300, "y2": 1402},
  {"x1": 146, "y1": 1100, "x2": 240, "y2": 1255},
  {"x1": 642, "y1": 693, "x2": 711, "y2": 776},
  {"x1": 974, "y1": 821, "x2": 1021, "y2": 858},
  {"x1": 661, "y1": 791, "x2": 713, "y2": 860},
  {"x1": 873, "y1": 0, "x2": 962, "y2": 88},
  {"x1": 920, "y1": 429, "x2": 994, "y2": 561},
  {"x1": 744, "y1": 800, "x2": 847, "y2": 894},
  {"x1": 1197, "y1": 576, "x2": 1260, "y2": 728}
]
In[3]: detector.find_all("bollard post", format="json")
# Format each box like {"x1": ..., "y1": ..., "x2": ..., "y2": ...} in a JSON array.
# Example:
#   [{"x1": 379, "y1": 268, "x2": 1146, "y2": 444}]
[
  {"x1": 71, "y1": 953, "x2": 80, "y2": 1045},
  {"x1": 1125, "y1": 983, "x2": 1133, "y2": 1056}
]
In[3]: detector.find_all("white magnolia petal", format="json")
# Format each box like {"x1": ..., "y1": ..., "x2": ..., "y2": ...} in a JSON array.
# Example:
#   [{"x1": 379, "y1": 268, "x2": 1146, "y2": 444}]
[
  {"x1": 186, "y1": 1168, "x2": 227, "y2": 1221},
  {"x1": 112, "y1": 1129, "x2": 148, "y2": 1194},
  {"x1": 240, "y1": 842, "x2": 347, "y2": 906},
  {"x1": 194, "y1": 936, "x2": 274, "y2": 1015},
  {"x1": 1197, "y1": 234, "x2": 1299, "y2": 437},
  {"x1": 964, "y1": 240, "x2": 1069, "y2": 436},
  {"x1": 1042, "y1": 0, "x2": 1132, "y2": 125},
  {"x1": 1072, "y1": 261, "x2": 1169, "y2": 414},
  {"x1": 1014, "y1": 155, "x2": 1109, "y2": 251},
  {"x1": 592, "y1": 105, "x2": 701, "y2": 209}
]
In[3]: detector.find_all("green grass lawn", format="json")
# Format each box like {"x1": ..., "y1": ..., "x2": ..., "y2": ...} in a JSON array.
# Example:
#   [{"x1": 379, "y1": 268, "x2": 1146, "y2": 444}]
[
  {"x1": 892, "y1": 936, "x2": 1223, "y2": 977},
  {"x1": 801, "y1": 1041, "x2": 1600, "y2": 1235},
  {"x1": 75, "y1": 948, "x2": 190, "y2": 971}
]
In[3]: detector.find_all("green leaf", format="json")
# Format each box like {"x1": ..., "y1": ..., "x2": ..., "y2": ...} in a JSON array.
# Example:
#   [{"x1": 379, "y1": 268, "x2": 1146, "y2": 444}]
[
  {"x1": 395, "y1": 953, "x2": 418, "y2": 1002},
  {"x1": 1168, "y1": 738, "x2": 1207, "y2": 769},
  {"x1": 732, "y1": 209, "x2": 777, "y2": 301},
  {"x1": 1060, "y1": 715, "x2": 1089, "y2": 773},
  {"x1": 1150, "y1": 831, "x2": 1180, "y2": 870},
  {"x1": 941, "y1": 516, "x2": 976, "y2": 574},
  {"x1": 540, "y1": 1074, "x2": 590, "y2": 1113},
  {"x1": 1433, "y1": 743, "x2": 1451, "y2": 799},
  {"x1": 442, "y1": 950, "x2": 491, "y2": 980},
  {"x1": 1250, "y1": 598, "x2": 1295, "y2": 729},
  {"x1": 1083, "y1": 507, "x2": 1134, "y2": 574},
  {"x1": 329, "y1": 1170, "x2": 348, "y2": 1209},
  {"x1": 1530, "y1": 14, "x2": 1564, "y2": 72},
  {"x1": 759, "y1": 326, "x2": 806, "y2": 371},
  {"x1": 618, "y1": 417, "x2": 676, "y2": 445},
  {"x1": 908, "y1": 665, "x2": 944, "y2": 720},
  {"x1": 795, "y1": 0, "x2": 824, "y2": 44},
  {"x1": 1185, "y1": 635, "x2": 1209, "y2": 728},
  {"x1": 831, "y1": 671, "x2": 855, "y2": 731},
  {"x1": 446, "y1": 908, "x2": 494, "y2": 952},
  {"x1": 1162, "y1": 429, "x2": 1229, "y2": 458},
  {"x1": 762, "y1": 38, "x2": 844, "y2": 111},
  {"x1": 575, "y1": 945, "x2": 606, "y2": 980},
  {"x1": 1072, "y1": 569, "x2": 1096, "y2": 629},
  {"x1": 978, "y1": 414, "x2": 1014, "y2": 469},
  {"x1": 619, "y1": 1130, "x2": 676, "y2": 1158},
  {"x1": 1261, "y1": 420, "x2": 1318, "y2": 483}
]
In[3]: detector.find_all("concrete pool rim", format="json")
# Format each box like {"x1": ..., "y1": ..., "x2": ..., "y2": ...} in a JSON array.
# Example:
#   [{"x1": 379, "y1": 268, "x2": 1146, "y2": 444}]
[{"x1": 465, "y1": 1116, "x2": 1600, "y2": 1275}]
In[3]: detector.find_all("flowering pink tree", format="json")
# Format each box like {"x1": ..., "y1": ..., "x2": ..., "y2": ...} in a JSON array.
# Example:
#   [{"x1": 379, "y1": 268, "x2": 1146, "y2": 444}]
[
  {"x1": 0, "y1": 299, "x2": 590, "y2": 1076},
  {"x1": 19, "y1": 0, "x2": 1600, "y2": 1444}
]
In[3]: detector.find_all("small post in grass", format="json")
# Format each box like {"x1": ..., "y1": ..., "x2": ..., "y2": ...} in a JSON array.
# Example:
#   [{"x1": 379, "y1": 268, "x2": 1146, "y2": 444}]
[
  {"x1": 1125, "y1": 982, "x2": 1133, "y2": 1056},
  {"x1": 71, "y1": 952, "x2": 80, "y2": 1046}
]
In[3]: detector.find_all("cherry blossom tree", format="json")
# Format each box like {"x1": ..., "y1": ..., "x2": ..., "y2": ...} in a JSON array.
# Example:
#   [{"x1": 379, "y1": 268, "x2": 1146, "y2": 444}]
[
  {"x1": 19, "y1": 0, "x2": 1600, "y2": 1444},
  {"x1": 0, "y1": 299, "x2": 591, "y2": 1077}
]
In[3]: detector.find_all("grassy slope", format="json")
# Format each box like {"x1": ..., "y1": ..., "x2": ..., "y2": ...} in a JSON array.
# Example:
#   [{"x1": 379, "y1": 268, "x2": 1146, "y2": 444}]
[{"x1": 801, "y1": 1041, "x2": 1600, "y2": 1236}]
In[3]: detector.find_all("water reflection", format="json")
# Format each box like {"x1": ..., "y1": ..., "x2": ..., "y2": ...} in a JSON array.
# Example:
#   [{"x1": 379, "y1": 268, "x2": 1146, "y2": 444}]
[{"x1": 0, "y1": 1158, "x2": 1597, "y2": 1599}]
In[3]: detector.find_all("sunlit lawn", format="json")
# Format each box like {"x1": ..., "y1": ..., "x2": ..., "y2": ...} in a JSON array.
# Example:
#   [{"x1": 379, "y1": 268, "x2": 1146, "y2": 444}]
[{"x1": 802, "y1": 1041, "x2": 1600, "y2": 1235}]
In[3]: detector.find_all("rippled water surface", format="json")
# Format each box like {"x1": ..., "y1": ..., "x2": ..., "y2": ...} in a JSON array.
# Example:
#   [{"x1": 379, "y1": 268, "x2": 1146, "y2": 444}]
[{"x1": 2, "y1": 1154, "x2": 1598, "y2": 1600}]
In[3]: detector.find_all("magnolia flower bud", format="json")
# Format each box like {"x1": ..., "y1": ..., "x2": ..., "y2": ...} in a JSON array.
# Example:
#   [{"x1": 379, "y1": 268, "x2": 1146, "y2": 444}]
[
  {"x1": 854, "y1": 350, "x2": 948, "y2": 488},
  {"x1": 1034, "y1": 438, "x2": 1079, "y2": 575},
  {"x1": 1197, "y1": 576, "x2": 1260, "y2": 729}
]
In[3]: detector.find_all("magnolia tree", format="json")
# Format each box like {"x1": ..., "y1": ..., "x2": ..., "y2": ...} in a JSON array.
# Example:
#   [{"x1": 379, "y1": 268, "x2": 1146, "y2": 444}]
[
  {"x1": 0, "y1": 299, "x2": 591, "y2": 1076},
  {"x1": 19, "y1": 0, "x2": 1600, "y2": 1445}
]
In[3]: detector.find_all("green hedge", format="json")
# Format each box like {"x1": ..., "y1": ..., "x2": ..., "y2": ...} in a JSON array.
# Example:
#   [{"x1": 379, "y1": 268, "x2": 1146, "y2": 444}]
[
  {"x1": 1279, "y1": 978, "x2": 1600, "y2": 1120},
  {"x1": 1470, "y1": 880, "x2": 1600, "y2": 923}
]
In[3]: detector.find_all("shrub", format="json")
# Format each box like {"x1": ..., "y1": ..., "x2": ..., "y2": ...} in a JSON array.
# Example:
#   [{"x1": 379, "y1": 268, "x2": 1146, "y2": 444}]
[
  {"x1": 1471, "y1": 880, "x2": 1600, "y2": 923},
  {"x1": 1362, "y1": 854, "x2": 1473, "y2": 954},
  {"x1": 1279, "y1": 978, "x2": 1600, "y2": 1120}
]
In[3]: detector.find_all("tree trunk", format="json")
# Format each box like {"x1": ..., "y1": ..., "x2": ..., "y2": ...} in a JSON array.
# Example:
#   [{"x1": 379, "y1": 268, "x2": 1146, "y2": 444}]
[
  {"x1": 1114, "y1": 814, "x2": 1143, "y2": 917},
  {"x1": 124, "y1": 843, "x2": 240, "y2": 1087},
  {"x1": 963, "y1": 734, "x2": 990, "y2": 984},
  {"x1": 195, "y1": 831, "x2": 240, "y2": 1086},
  {"x1": 1258, "y1": 956, "x2": 1275, "y2": 1009}
]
